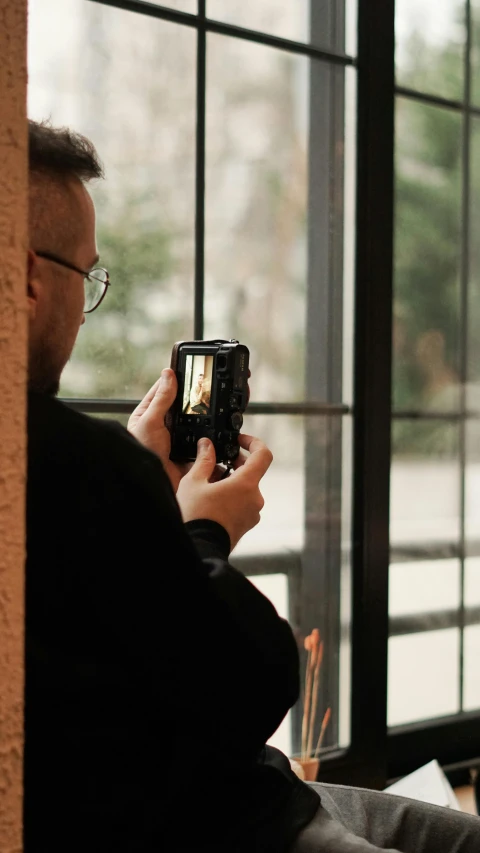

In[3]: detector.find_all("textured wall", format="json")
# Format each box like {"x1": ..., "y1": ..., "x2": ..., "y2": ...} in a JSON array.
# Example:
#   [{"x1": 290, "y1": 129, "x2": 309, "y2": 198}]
[{"x1": 0, "y1": 0, "x2": 28, "y2": 851}]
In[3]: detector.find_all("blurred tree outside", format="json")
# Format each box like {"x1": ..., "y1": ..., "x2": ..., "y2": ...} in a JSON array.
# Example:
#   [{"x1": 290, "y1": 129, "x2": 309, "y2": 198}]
[
  {"x1": 392, "y1": 3, "x2": 480, "y2": 458},
  {"x1": 60, "y1": 193, "x2": 183, "y2": 399},
  {"x1": 204, "y1": 41, "x2": 309, "y2": 408}
]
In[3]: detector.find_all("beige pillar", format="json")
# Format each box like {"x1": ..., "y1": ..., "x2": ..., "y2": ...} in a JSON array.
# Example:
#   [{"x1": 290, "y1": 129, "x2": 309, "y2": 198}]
[{"x1": 0, "y1": 0, "x2": 28, "y2": 850}]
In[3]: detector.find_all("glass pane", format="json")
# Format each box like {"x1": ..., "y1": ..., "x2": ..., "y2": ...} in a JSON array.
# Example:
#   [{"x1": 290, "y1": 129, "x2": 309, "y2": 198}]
[
  {"x1": 207, "y1": 0, "x2": 355, "y2": 54},
  {"x1": 394, "y1": 98, "x2": 462, "y2": 413},
  {"x1": 388, "y1": 629, "x2": 460, "y2": 726},
  {"x1": 395, "y1": 0, "x2": 465, "y2": 101},
  {"x1": 465, "y1": 557, "x2": 480, "y2": 605},
  {"x1": 466, "y1": 419, "x2": 480, "y2": 543},
  {"x1": 345, "y1": 0, "x2": 358, "y2": 58},
  {"x1": 389, "y1": 559, "x2": 460, "y2": 616},
  {"x1": 205, "y1": 34, "x2": 356, "y2": 405},
  {"x1": 471, "y1": 0, "x2": 480, "y2": 106},
  {"x1": 390, "y1": 420, "x2": 460, "y2": 550},
  {"x1": 343, "y1": 70, "x2": 357, "y2": 406},
  {"x1": 249, "y1": 574, "x2": 292, "y2": 755},
  {"x1": 233, "y1": 413, "x2": 352, "y2": 757},
  {"x1": 233, "y1": 415, "x2": 305, "y2": 558},
  {"x1": 463, "y1": 625, "x2": 480, "y2": 710},
  {"x1": 460, "y1": 562, "x2": 480, "y2": 712},
  {"x1": 28, "y1": 0, "x2": 196, "y2": 398},
  {"x1": 468, "y1": 119, "x2": 480, "y2": 410}
]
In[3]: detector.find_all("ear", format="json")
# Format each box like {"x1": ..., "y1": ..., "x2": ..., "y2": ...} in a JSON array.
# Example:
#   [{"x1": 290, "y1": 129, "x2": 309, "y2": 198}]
[{"x1": 27, "y1": 249, "x2": 42, "y2": 322}]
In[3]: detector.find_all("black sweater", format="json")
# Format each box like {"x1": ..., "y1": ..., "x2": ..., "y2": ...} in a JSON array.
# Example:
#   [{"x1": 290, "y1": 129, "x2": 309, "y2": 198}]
[{"x1": 24, "y1": 391, "x2": 319, "y2": 852}]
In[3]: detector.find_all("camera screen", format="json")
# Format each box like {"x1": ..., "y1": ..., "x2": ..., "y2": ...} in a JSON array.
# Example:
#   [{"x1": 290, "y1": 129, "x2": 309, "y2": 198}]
[{"x1": 182, "y1": 354, "x2": 214, "y2": 417}]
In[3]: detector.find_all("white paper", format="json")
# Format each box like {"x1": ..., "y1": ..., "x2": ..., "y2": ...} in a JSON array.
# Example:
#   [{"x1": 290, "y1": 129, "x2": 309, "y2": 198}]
[{"x1": 384, "y1": 759, "x2": 461, "y2": 810}]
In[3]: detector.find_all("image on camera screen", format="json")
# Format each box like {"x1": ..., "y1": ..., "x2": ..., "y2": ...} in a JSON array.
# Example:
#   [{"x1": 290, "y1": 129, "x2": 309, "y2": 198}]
[{"x1": 182, "y1": 354, "x2": 214, "y2": 417}]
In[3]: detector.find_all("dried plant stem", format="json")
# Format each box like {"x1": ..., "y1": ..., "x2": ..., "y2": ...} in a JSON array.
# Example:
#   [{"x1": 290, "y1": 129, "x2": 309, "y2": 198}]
[
  {"x1": 314, "y1": 707, "x2": 332, "y2": 760},
  {"x1": 301, "y1": 647, "x2": 313, "y2": 761},
  {"x1": 306, "y1": 640, "x2": 324, "y2": 760}
]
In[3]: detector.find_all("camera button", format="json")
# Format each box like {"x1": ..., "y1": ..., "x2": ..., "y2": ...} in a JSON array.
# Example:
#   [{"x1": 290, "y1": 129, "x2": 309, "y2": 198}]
[{"x1": 230, "y1": 412, "x2": 243, "y2": 431}]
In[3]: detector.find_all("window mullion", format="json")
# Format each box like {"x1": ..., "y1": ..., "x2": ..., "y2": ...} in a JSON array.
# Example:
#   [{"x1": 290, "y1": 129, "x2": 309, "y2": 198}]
[{"x1": 194, "y1": 0, "x2": 206, "y2": 338}]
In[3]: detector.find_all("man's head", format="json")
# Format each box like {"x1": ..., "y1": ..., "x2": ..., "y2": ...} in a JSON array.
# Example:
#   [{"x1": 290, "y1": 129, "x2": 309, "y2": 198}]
[{"x1": 28, "y1": 120, "x2": 104, "y2": 395}]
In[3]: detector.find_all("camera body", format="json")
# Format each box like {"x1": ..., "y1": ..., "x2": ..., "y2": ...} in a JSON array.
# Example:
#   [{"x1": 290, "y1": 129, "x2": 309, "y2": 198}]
[{"x1": 168, "y1": 339, "x2": 249, "y2": 464}]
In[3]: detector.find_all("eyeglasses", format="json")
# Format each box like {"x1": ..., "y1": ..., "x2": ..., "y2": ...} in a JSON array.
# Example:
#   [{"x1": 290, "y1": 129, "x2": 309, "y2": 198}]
[{"x1": 34, "y1": 250, "x2": 111, "y2": 314}]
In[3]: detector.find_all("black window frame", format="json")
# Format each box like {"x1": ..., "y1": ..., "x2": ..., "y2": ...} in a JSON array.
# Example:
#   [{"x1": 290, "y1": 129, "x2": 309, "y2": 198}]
[{"x1": 61, "y1": 0, "x2": 480, "y2": 788}]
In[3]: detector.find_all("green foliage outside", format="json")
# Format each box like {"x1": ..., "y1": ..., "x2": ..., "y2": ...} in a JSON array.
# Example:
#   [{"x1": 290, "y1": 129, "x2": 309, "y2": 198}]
[{"x1": 393, "y1": 10, "x2": 480, "y2": 458}]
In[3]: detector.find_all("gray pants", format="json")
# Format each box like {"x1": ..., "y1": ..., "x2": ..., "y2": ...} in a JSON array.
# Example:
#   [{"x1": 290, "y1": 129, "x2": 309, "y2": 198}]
[{"x1": 290, "y1": 782, "x2": 480, "y2": 852}]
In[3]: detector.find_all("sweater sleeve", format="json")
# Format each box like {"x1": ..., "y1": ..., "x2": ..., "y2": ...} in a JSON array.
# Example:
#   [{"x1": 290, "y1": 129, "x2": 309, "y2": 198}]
[
  {"x1": 183, "y1": 521, "x2": 300, "y2": 750},
  {"x1": 185, "y1": 519, "x2": 231, "y2": 563}
]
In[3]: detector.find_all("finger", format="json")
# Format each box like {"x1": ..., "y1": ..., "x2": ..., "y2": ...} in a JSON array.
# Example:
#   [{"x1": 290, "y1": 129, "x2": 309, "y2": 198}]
[
  {"x1": 144, "y1": 369, "x2": 177, "y2": 420},
  {"x1": 130, "y1": 375, "x2": 163, "y2": 420},
  {"x1": 188, "y1": 437, "x2": 217, "y2": 482},
  {"x1": 129, "y1": 371, "x2": 174, "y2": 425},
  {"x1": 238, "y1": 433, "x2": 273, "y2": 458},
  {"x1": 141, "y1": 376, "x2": 164, "y2": 406},
  {"x1": 237, "y1": 434, "x2": 273, "y2": 478},
  {"x1": 231, "y1": 449, "x2": 248, "y2": 471},
  {"x1": 231, "y1": 436, "x2": 266, "y2": 471}
]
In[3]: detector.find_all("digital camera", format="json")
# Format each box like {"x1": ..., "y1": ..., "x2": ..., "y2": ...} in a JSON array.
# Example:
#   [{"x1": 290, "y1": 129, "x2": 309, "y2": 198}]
[{"x1": 167, "y1": 339, "x2": 250, "y2": 465}]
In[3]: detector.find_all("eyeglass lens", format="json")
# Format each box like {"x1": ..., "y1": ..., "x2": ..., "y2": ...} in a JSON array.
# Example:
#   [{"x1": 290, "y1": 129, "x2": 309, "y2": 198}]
[{"x1": 84, "y1": 270, "x2": 108, "y2": 312}]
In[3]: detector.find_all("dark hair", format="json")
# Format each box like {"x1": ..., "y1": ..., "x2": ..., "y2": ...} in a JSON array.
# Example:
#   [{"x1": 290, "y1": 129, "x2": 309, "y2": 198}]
[{"x1": 28, "y1": 119, "x2": 104, "y2": 182}]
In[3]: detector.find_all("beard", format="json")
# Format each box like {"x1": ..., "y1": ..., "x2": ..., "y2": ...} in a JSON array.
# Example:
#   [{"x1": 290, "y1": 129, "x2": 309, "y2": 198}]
[
  {"x1": 31, "y1": 377, "x2": 60, "y2": 397},
  {"x1": 28, "y1": 344, "x2": 62, "y2": 396},
  {"x1": 28, "y1": 313, "x2": 73, "y2": 398},
  {"x1": 28, "y1": 292, "x2": 83, "y2": 397}
]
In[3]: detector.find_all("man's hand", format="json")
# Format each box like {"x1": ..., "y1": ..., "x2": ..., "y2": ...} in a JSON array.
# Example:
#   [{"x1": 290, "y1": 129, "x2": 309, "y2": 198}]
[
  {"x1": 176, "y1": 434, "x2": 273, "y2": 552},
  {"x1": 128, "y1": 369, "x2": 187, "y2": 492}
]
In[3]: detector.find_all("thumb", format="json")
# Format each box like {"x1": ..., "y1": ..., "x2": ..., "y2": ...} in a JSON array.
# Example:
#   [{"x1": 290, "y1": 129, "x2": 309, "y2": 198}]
[{"x1": 189, "y1": 437, "x2": 216, "y2": 481}]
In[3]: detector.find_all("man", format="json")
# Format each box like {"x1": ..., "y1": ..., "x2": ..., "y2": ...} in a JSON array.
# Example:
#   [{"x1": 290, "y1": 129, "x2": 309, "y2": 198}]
[
  {"x1": 189, "y1": 372, "x2": 204, "y2": 407},
  {"x1": 189, "y1": 372, "x2": 210, "y2": 415},
  {"x1": 25, "y1": 119, "x2": 479, "y2": 852}
]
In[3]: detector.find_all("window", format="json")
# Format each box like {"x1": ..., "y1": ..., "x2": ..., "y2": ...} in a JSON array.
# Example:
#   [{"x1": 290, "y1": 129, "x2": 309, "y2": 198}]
[
  {"x1": 29, "y1": 0, "x2": 480, "y2": 786},
  {"x1": 390, "y1": 0, "x2": 480, "y2": 779}
]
